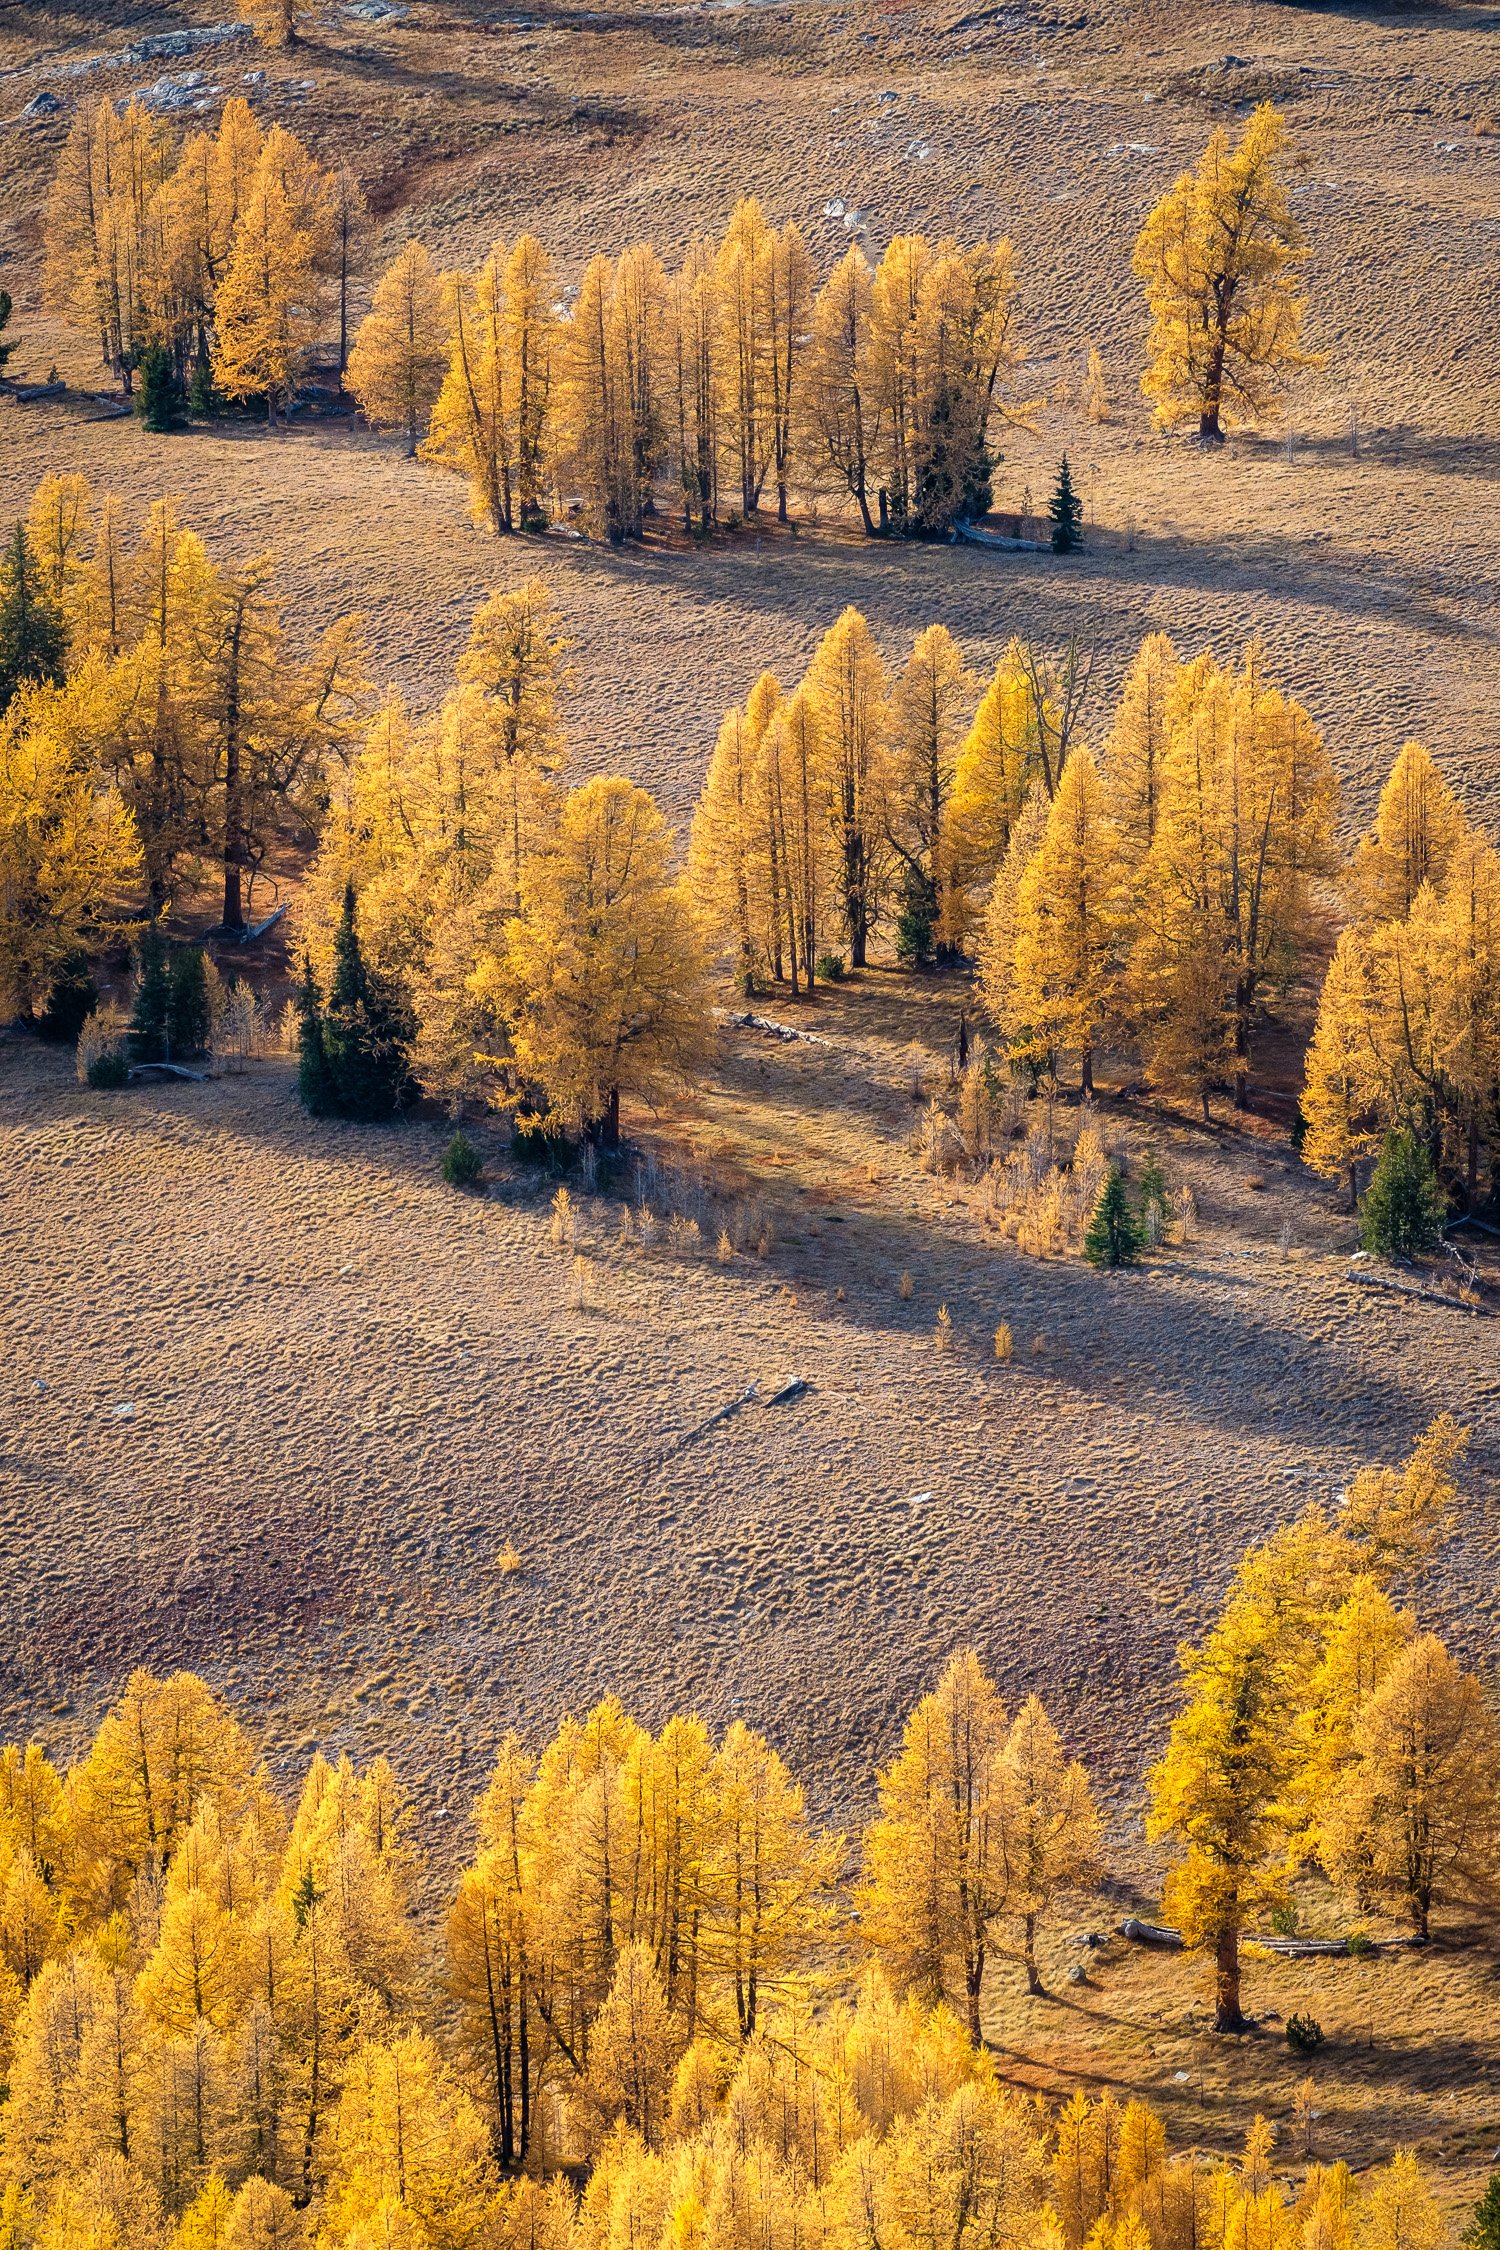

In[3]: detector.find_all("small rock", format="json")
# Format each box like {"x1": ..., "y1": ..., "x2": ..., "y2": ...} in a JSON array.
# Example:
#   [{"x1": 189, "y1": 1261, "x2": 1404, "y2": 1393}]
[
  {"x1": 111, "y1": 1401, "x2": 136, "y2": 1420},
  {"x1": 23, "y1": 88, "x2": 64, "y2": 116},
  {"x1": 1067, "y1": 1963, "x2": 1088, "y2": 1984}
]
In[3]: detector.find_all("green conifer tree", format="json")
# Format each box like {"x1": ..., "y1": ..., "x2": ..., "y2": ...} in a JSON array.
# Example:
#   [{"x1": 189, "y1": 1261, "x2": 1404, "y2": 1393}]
[
  {"x1": 167, "y1": 947, "x2": 212, "y2": 1057},
  {"x1": 1049, "y1": 455, "x2": 1083, "y2": 553},
  {"x1": 0, "y1": 523, "x2": 66, "y2": 712},
  {"x1": 0, "y1": 290, "x2": 15, "y2": 374},
  {"x1": 129, "y1": 922, "x2": 173, "y2": 1063},
  {"x1": 442, "y1": 1130, "x2": 482, "y2": 1188},
  {"x1": 1360, "y1": 1129, "x2": 1446, "y2": 1261},
  {"x1": 1462, "y1": 2173, "x2": 1500, "y2": 2250},
  {"x1": 320, "y1": 883, "x2": 416, "y2": 1120},
  {"x1": 296, "y1": 953, "x2": 335, "y2": 1116},
  {"x1": 1084, "y1": 1164, "x2": 1144, "y2": 1268},
  {"x1": 136, "y1": 338, "x2": 187, "y2": 433},
  {"x1": 187, "y1": 355, "x2": 218, "y2": 419}
]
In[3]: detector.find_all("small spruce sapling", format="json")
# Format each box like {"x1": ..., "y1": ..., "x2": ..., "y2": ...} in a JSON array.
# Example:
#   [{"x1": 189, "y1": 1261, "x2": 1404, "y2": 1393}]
[
  {"x1": 296, "y1": 954, "x2": 335, "y2": 1116},
  {"x1": 442, "y1": 1130, "x2": 482, "y2": 1189},
  {"x1": 1083, "y1": 1165, "x2": 1145, "y2": 1268},
  {"x1": 1360, "y1": 1130, "x2": 1446, "y2": 1262},
  {"x1": 0, "y1": 290, "x2": 15, "y2": 375},
  {"x1": 1049, "y1": 455, "x2": 1084, "y2": 554}
]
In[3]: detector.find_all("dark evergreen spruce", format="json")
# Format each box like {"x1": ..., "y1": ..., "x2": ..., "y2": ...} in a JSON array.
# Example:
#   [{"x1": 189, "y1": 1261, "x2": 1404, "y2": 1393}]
[
  {"x1": 129, "y1": 922, "x2": 173, "y2": 1062},
  {"x1": 1084, "y1": 1165, "x2": 1145, "y2": 1268},
  {"x1": 136, "y1": 338, "x2": 187, "y2": 433},
  {"x1": 167, "y1": 946, "x2": 213, "y2": 1057},
  {"x1": 1360, "y1": 1129, "x2": 1446, "y2": 1260},
  {"x1": 296, "y1": 954, "x2": 336, "y2": 1117},
  {"x1": 1049, "y1": 454, "x2": 1084, "y2": 554},
  {"x1": 301, "y1": 888, "x2": 415, "y2": 1120}
]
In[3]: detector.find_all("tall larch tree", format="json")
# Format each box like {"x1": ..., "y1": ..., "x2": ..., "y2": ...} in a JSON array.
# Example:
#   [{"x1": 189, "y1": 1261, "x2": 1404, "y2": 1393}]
[
  {"x1": 1148, "y1": 1519, "x2": 1337, "y2": 2031},
  {"x1": 472, "y1": 776, "x2": 712, "y2": 1144},
  {"x1": 1321, "y1": 1635, "x2": 1500, "y2": 1939},
  {"x1": 1100, "y1": 631, "x2": 1182, "y2": 866},
  {"x1": 347, "y1": 240, "x2": 450, "y2": 456},
  {"x1": 453, "y1": 577, "x2": 571, "y2": 915},
  {"x1": 1349, "y1": 739, "x2": 1469, "y2": 927},
  {"x1": 997, "y1": 1698, "x2": 1101, "y2": 1997},
  {"x1": 210, "y1": 159, "x2": 317, "y2": 423},
  {"x1": 858, "y1": 1650, "x2": 1013, "y2": 2044},
  {"x1": 941, "y1": 642, "x2": 1036, "y2": 946},
  {"x1": 799, "y1": 245, "x2": 881, "y2": 536},
  {"x1": 885, "y1": 624, "x2": 973, "y2": 966},
  {"x1": 1301, "y1": 927, "x2": 1383, "y2": 1208},
  {"x1": 1002, "y1": 747, "x2": 1122, "y2": 1093},
  {"x1": 1133, "y1": 104, "x2": 1322, "y2": 440},
  {"x1": 802, "y1": 606, "x2": 889, "y2": 968}
]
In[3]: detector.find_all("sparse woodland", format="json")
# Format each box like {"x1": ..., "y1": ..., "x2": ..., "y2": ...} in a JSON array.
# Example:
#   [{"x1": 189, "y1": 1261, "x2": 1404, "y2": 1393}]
[
  {"x1": 3, "y1": 18, "x2": 1500, "y2": 2249},
  {"x1": 2, "y1": 459, "x2": 1497, "y2": 1214},
  {"x1": 41, "y1": 94, "x2": 1317, "y2": 539},
  {"x1": 0, "y1": 1416, "x2": 1492, "y2": 2249}
]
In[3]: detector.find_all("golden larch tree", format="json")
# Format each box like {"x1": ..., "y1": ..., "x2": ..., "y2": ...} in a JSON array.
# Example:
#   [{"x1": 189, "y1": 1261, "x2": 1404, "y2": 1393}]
[
  {"x1": 1321, "y1": 1635, "x2": 1500, "y2": 1938},
  {"x1": 1001, "y1": 747, "x2": 1122, "y2": 1094},
  {"x1": 472, "y1": 775, "x2": 712, "y2": 1144},
  {"x1": 1349, "y1": 739, "x2": 1469, "y2": 926},
  {"x1": 347, "y1": 240, "x2": 450, "y2": 455},
  {"x1": 858, "y1": 1650, "x2": 1013, "y2": 2044},
  {"x1": 1133, "y1": 104, "x2": 1321, "y2": 440}
]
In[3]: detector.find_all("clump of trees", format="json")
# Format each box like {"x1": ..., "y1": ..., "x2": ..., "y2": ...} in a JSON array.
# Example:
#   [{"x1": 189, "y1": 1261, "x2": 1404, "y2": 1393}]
[
  {"x1": 0, "y1": 1415, "x2": 1487, "y2": 2245},
  {"x1": 44, "y1": 97, "x2": 365, "y2": 419},
  {"x1": 299, "y1": 579, "x2": 709, "y2": 1143},
  {"x1": 689, "y1": 618, "x2": 1339, "y2": 1120},
  {"x1": 0, "y1": 472, "x2": 365, "y2": 993},
  {"x1": 1150, "y1": 1416, "x2": 1493, "y2": 2028},
  {"x1": 1302, "y1": 741, "x2": 1500, "y2": 1217}
]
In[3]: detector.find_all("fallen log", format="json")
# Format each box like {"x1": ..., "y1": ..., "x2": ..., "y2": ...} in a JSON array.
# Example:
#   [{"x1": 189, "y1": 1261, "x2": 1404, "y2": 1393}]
[
  {"x1": 1344, "y1": 1267, "x2": 1486, "y2": 1315},
  {"x1": 1119, "y1": 1918, "x2": 1185, "y2": 1949},
  {"x1": 129, "y1": 1061, "x2": 209, "y2": 1083},
  {"x1": 1120, "y1": 1918, "x2": 1424, "y2": 1958}
]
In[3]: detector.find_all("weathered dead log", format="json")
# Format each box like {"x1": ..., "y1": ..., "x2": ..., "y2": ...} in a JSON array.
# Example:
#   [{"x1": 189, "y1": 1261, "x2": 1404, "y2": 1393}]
[{"x1": 1345, "y1": 1267, "x2": 1486, "y2": 1315}]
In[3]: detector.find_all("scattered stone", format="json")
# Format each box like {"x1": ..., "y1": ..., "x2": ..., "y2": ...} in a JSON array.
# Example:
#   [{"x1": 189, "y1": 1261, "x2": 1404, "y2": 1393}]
[
  {"x1": 111, "y1": 1401, "x2": 136, "y2": 1420},
  {"x1": 122, "y1": 24, "x2": 252, "y2": 64},
  {"x1": 22, "y1": 89, "x2": 63, "y2": 117}
]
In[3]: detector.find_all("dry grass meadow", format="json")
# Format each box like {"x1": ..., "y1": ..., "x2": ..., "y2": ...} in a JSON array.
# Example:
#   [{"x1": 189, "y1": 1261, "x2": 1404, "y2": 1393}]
[{"x1": 3, "y1": 0, "x2": 1500, "y2": 2195}]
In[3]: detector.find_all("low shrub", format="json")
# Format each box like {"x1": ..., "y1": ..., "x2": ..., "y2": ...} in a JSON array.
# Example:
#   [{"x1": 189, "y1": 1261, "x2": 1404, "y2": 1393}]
[
  {"x1": 86, "y1": 1051, "x2": 130, "y2": 1090},
  {"x1": 815, "y1": 953, "x2": 847, "y2": 982},
  {"x1": 441, "y1": 1131, "x2": 482, "y2": 1190},
  {"x1": 1286, "y1": 2013, "x2": 1324, "y2": 2055}
]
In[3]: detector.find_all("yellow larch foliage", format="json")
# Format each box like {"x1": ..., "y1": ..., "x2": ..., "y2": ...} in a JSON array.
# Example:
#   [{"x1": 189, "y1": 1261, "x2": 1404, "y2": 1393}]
[
  {"x1": 210, "y1": 154, "x2": 318, "y2": 422},
  {"x1": 1005, "y1": 748, "x2": 1122, "y2": 1094},
  {"x1": 941, "y1": 642, "x2": 1037, "y2": 946},
  {"x1": 347, "y1": 242, "x2": 449, "y2": 455},
  {"x1": 472, "y1": 775, "x2": 713, "y2": 1144},
  {"x1": 1323, "y1": 1636, "x2": 1500, "y2": 1938},
  {"x1": 1132, "y1": 104, "x2": 1323, "y2": 438},
  {"x1": 1349, "y1": 741, "x2": 1469, "y2": 926}
]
